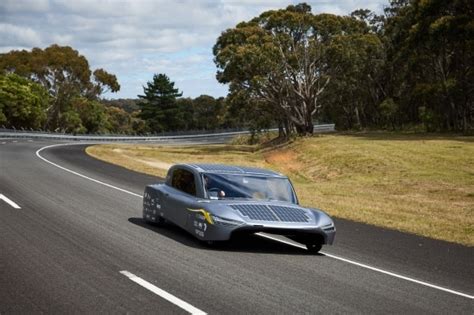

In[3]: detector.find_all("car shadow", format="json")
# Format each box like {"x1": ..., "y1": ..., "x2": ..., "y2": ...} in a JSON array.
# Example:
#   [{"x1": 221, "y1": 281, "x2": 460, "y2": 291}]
[{"x1": 128, "y1": 217, "x2": 321, "y2": 256}]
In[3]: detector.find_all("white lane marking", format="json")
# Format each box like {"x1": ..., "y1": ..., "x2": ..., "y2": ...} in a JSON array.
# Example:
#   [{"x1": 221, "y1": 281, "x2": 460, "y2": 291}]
[
  {"x1": 0, "y1": 194, "x2": 21, "y2": 209},
  {"x1": 256, "y1": 233, "x2": 474, "y2": 300},
  {"x1": 120, "y1": 271, "x2": 206, "y2": 315},
  {"x1": 36, "y1": 143, "x2": 474, "y2": 300},
  {"x1": 36, "y1": 143, "x2": 142, "y2": 198},
  {"x1": 12, "y1": 140, "x2": 17, "y2": 143},
  {"x1": 1, "y1": 142, "x2": 6, "y2": 144}
]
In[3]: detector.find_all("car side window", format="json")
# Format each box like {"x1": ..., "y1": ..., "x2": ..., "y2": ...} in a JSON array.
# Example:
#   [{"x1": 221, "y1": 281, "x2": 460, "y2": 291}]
[{"x1": 171, "y1": 169, "x2": 197, "y2": 196}]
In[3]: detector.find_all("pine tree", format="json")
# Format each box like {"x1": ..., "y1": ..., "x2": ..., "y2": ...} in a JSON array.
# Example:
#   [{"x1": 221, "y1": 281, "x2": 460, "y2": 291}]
[{"x1": 138, "y1": 74, "x2": 182, "y2": 132}]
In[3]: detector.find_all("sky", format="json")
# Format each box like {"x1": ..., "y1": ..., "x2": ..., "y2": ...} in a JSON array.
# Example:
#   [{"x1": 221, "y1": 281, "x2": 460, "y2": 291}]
[{"x1": 0, "y1": 0, "x2": 386, "y2": 99}]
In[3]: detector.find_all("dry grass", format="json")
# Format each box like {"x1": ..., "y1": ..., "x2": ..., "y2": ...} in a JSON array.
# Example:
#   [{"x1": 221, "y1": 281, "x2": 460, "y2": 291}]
[{"x1": 87, "y1": 133, "x2": 474, "y2": 246}]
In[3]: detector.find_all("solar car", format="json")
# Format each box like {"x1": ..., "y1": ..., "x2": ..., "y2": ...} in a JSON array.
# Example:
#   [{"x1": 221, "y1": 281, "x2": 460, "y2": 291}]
[{"x1": 143, "y1": 164, "x2": 335, "y2": 252}]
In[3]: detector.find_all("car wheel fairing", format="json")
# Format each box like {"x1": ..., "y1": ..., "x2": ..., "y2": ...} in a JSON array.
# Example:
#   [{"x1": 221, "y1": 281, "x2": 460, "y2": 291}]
[{"x1": 306, "y1": 243, "x2": 322, "y2": 253}]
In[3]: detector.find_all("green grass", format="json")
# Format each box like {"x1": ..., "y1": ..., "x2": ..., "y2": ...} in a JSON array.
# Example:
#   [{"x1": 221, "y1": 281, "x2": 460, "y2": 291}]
[{"x1": 87, "y1": 133, "x2": 474, "y2": 246}]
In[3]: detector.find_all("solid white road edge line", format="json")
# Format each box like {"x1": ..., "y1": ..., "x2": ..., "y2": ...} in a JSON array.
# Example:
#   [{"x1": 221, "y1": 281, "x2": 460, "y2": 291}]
[
  {"x1": 120, "y1": 271, "x2": 206, "y2": 315},
  {"x1": 0, "y1": 193, "x2": 21, "y2": 209},
  {"x1": 36, "y1": 143, "x2": 142, "y2": 198},
  {"x1": 255, "y1": 233, "x2": 474, "y2": 300},
  {"x1": 36, "y1": 143, "x2": 474, "y2": 300}
]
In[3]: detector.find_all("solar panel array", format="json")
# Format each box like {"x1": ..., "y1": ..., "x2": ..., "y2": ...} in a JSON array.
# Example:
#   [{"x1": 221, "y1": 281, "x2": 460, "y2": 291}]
[
  {"x1": 230, "y1": 204, "x2": 310, "y2": 223},
  {"x1": 269, "y1": 206, "x2": 310, "y2": 222},
  {"x1": 191, "y1": 164, "x2": 244, "y2": 173},
  {"x1": 189, "y1": 164, "x2": 281, "y2": 176},
  {"x1": 230, "y1": 204, "x2": 278, "y2": 221},
  {"x1": 239, "y1": 167, "x2": 280, "y2": 176}
]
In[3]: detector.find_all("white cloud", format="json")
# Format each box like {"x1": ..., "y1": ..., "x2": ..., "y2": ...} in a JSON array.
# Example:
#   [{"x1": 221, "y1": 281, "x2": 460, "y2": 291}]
[
  {"x1": 0, "y1": 0, "x2": 386, "y2": 98},
  {"x1": 0, "y1": 0, "x2": 49, "y2": 13},
  {"x1": 0, "y1": 23, "x2": 42, "y2": 48}
]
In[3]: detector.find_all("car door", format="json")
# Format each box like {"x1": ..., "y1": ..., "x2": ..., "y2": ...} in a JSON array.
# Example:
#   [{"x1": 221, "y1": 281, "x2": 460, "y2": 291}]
[{"x1": 163, "y1": 168, "x2": 198, "y2": 227}]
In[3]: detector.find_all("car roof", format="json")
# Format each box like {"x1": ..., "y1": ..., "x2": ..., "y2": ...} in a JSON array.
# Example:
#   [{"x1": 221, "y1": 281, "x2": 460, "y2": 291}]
[{"x1": 182, "y1": 163, "x2": 285, "y2": 178}]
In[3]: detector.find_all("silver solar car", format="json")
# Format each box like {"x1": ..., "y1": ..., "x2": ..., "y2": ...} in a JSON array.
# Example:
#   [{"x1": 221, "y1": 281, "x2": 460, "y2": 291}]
[{"x1": 143, "y1": 164, "x2": 335, "y2": 252}]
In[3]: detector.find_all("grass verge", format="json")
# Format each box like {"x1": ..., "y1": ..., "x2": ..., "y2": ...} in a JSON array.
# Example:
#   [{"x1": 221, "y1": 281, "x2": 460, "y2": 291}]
[{"x1": 86, "y1": 133, "x2": 474, "y2": 246}]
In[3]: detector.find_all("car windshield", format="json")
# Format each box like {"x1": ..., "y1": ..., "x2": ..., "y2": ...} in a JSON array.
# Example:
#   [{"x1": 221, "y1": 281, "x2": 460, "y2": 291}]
[{"x1": 202, "y1": 173, "x2": 296, "y2": 203}]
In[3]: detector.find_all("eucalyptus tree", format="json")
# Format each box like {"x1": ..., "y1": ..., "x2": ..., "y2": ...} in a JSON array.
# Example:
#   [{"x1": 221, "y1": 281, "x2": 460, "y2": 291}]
[
  {"x1": 383, "y1": 0, "x2": 473, "y2": 132},
  {"x1": 214, "y1": 3, "x2": 369, "y2": 135}
]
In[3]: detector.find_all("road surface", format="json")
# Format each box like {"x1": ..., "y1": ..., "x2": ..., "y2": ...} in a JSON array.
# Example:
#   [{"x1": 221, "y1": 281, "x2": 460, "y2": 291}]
[{"x1": 1, "y1": 139, "x2": 472, "y2": 313}]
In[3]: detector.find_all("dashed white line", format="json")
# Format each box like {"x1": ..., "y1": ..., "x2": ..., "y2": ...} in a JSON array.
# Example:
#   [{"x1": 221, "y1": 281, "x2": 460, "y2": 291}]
[
  {"x1": 0, "y1": 193, "x2": 21, "y2": 209},
  {"x1": 36, "y1": 143, "x2": 474, "y2": 300},
  {"x1": 120, "y1": 271, "x2": 206, "y2": 315}
]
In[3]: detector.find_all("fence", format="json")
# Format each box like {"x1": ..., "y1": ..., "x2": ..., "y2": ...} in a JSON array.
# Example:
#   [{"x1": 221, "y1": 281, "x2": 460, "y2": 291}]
[{"x1": 0, "y1": 124, "x2": 335, "y2": 142}]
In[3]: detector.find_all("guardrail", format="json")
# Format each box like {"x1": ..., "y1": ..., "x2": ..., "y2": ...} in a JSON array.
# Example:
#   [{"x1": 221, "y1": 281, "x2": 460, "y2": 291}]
[{"x1": 0, "y1": 124, "x2": 335, "y2": 142}]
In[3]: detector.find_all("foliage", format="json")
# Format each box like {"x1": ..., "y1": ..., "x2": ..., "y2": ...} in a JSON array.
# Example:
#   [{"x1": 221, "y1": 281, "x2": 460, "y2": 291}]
[
  {"x1": 0, "y1": 44, "x2": 120, "y2": 130},
  {"x1": 2, "y1": 1, "x2": 472, "y2": 135},
  {"x1": 378, "y1": 98, "x2": 399, "y2": 129},
  {"x1": 0, "y1": 73, "x2": 49, "y2": 129},
  {"x1": 214, "y1": 1, "x2": 473, "y2": 134},
  {"x1": 105, "y1": 106, "x2": 133, "y2": 133},
  {"x1": 70, "y1": 97, "x2": 108, "y2": 133},
  {"x1": 59, "y1": 110, "x2": 84, "y2": 134},
  {"x1": 214, "y1": 3, "x2": 371, "y2": 136},
  {"x1": 138, "y1": 73, "x2": 183, "y2": 132},
  {"x1": 102, "y1": 98, "x2": 140, "y2": 113},
  {"x1": 382, "y1": 0, "x2": 474, "y2": 132},
  {"x1": 192, "y1": 95, "x2": 225, "y2": 130}
]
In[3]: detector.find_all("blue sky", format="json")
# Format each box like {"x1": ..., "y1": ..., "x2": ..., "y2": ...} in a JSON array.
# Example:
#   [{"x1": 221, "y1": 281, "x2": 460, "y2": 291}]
[{"x1": 0, "y1": 0, "x2": 386, "y2": 99}]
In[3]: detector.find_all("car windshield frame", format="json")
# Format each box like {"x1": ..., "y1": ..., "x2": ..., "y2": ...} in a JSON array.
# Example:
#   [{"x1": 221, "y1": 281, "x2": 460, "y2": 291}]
[{"x1": 201, "y1": 172, "x2": 297, "y2": 204}]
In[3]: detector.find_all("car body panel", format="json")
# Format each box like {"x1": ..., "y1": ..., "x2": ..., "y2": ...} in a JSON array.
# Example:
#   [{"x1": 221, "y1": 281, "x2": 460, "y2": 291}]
[{"x1": 143, "y1": 164, "x2": 335, "y2": 247}]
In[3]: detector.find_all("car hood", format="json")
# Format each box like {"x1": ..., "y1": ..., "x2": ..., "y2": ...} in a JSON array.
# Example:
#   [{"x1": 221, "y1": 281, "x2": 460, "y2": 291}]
[{"x1": 198, "y1": 199, "x2": 333, "y2": 227}]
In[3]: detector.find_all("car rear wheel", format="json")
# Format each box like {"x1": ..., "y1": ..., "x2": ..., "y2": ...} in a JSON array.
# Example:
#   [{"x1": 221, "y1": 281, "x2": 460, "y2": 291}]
[{"x1": 305, "y1": 243, "x2": 322, "y2": 253}]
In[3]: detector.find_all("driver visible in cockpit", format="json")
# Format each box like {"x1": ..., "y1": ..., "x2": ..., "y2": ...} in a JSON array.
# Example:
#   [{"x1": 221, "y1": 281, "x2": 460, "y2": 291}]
[{"x1": 203, "y1": 174, "x2": 225, "y2": 199}]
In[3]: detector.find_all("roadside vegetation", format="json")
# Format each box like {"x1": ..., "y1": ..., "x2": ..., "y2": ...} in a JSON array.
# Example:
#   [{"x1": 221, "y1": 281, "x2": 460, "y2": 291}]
[
  {"x1": 2, "y1": 1, "x2": 472, "y2": 135},
  {"x1": 87, "y1": 133, "x2": 474, "y2": 246}
]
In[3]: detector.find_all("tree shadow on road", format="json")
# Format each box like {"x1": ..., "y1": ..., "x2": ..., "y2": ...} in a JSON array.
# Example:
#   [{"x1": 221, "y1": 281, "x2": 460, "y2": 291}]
[{"x1": 128, "y1": 217, "x2": 320, "y2": 256}]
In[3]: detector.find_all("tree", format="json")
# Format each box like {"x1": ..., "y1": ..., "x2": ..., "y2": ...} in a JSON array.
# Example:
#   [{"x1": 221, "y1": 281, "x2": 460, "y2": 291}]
[
  {"x1": 105, "y1": 106, "x2": 134, "y2": 134},
  {"x1": 324, "y1": 30, "x2": 386, "y2": 129},
  {"x1": 102, "y1": 98, "x2": 140, "y2": 113},
  {"x1": 70, "y1": 97, "x2": 108, "y2": 133},
  {"x1": 192, "y1": 95, "x2": 225, "y2": 130},
  {"x1": 383, "y1": 0, "x2": 474, "y2": 132},
  {"x1": 214, "y1": 3, "x2": 368, "y2": 136},
  {"x1": 0, "y1": 73, "x2": 49, "y2": 129},
  {"x1": 0, "y1": 44, "x2": 120, "y2": 130},
  {"x1": 175, "y1": 98, "x2": 195, "y2": 130},
  {"x1": 138, "y1": 74, "x2": 183, "y2": 132},
  {"x1": 224, "y1": 88, "x2": 275, "y2": 132}
]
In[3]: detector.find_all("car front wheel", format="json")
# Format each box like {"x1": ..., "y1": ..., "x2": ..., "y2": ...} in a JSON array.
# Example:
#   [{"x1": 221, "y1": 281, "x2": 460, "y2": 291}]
[{"x1": 306, "y1": 243, "x2": 322, "y2": 253}]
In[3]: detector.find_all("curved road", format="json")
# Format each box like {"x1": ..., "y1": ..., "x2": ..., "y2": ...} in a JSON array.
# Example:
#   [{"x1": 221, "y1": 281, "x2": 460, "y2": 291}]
[{"x1": 1, "y1": 140, "x2": 473, "y2": 313}]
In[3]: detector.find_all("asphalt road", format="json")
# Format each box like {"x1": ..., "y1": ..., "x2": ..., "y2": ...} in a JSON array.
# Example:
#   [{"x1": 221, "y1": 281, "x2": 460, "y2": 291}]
[{"x1": 1, "y1": 139, "x2": 473, "y2": 314}]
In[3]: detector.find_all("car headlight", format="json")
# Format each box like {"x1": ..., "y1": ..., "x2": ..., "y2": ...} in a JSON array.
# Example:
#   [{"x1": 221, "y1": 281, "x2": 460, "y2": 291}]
[{"x1": 321, "y1": 222, "x2": 335, "y2": 231}]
